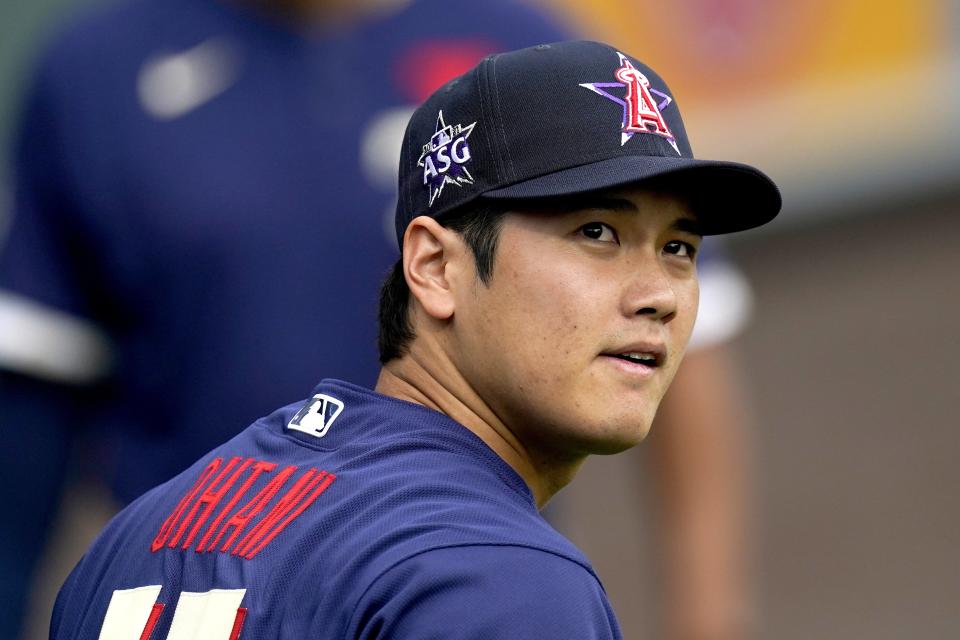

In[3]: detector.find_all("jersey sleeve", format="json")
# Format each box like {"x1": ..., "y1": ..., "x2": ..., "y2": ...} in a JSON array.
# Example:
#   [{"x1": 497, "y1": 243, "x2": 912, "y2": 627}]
[
  {"x1": 0, "y1": 30, "x2": 114, "y2": 383},
  {"x1": 350, "y1": 545, "x2": 621, "y2": 639},
  {"x1": 3, "y1": 38, "x2": 87, "y2": 313}
]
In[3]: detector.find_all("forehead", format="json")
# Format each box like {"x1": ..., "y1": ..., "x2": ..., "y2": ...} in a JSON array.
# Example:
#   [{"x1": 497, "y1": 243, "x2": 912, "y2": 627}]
[
  {"x1": 502, "y1": 186, "x2": 699, "y2": 230},
  {"x1": 586, "y1": 185, "x2": 695, "y2": 218}
]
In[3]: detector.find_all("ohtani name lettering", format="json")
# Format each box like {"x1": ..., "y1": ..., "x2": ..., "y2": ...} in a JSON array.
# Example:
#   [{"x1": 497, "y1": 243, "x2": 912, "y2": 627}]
[{"x1": 151, "y1": 456, "x2": 335, "y2": 559}]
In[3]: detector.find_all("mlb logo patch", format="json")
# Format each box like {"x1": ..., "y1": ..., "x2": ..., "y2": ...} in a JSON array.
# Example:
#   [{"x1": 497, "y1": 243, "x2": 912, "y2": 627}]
[{"x1": 287, "y1": 393, "x2": 344, "y2": 438}]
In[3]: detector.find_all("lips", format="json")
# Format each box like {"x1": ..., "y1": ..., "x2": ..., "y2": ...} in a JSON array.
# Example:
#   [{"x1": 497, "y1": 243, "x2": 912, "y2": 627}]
[{"x1": 601, "y1": 342, "x2": 667, "y2": 369}]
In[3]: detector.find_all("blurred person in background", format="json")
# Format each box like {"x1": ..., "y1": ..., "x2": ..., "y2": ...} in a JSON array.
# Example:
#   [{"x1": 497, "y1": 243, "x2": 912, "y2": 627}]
[
  {"x1": 644, "y1": 279, "x2": 755, "y2": 640},
  {"x1": 0, "y1": 0, "x2": 756, "y2": 638}
]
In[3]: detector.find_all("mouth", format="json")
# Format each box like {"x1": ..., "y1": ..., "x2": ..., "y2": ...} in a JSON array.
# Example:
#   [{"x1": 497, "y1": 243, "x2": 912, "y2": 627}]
[
  {"x1": 607, "y1": 352, "x2": 660, "y2": 367},
  {"x1": 600, "y1": 344, "x2": 667, "y2": 371}
]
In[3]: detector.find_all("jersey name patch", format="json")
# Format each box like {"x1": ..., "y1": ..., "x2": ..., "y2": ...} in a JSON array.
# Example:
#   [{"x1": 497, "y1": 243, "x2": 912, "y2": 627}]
[
  {"x1": 287, "y1": 393, "x2": 344, "y2": 438},
  {"x1": 151, "y1": 456, "x2": 336, "y2": 559}
]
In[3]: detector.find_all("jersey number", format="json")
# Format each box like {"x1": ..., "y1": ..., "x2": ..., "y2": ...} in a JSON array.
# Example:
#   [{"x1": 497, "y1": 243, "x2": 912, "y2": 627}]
[{"x1": 98, "y1": 586, "x2": 247, "y2": 640}]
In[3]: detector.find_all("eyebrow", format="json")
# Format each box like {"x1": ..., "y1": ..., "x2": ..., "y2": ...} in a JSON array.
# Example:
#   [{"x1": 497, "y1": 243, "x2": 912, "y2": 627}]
[
  {"x1": 672, "y1": 217, "x2": 703, "y2": 237},
  {"x1": 546, "y1": 195, "x2": 638, "y2": 214}
]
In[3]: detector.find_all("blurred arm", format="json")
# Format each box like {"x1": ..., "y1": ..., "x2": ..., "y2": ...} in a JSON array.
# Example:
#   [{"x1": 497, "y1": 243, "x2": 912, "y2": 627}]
[{"x1": 646, "y1": 343, "x2": 755, "y2": 640}]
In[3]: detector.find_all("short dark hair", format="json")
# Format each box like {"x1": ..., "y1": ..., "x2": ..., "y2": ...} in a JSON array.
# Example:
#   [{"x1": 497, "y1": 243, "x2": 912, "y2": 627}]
[{"x1": 378, "y1": 201, "x2": 507, "y2": 363}]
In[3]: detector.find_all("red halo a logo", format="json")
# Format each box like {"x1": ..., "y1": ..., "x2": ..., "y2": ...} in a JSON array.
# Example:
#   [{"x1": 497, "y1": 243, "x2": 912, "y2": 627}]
[{"x1": 579, "y1": 52, "x2": 680, "y2": 155}]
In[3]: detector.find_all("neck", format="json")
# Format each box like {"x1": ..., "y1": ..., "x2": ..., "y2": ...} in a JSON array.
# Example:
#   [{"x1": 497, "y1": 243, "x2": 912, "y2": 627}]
[{"x1": 375, "y1": 340, "x2": 584, "y2": 508}]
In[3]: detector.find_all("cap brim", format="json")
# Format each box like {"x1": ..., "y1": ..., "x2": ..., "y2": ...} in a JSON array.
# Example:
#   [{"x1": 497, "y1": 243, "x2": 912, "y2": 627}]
[{"x1": 481, "y1": 155, "x2": 782, "y2": 235}]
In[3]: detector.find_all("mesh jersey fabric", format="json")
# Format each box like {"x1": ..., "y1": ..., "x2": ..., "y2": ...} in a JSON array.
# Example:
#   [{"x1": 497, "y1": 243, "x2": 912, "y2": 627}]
[{"x1": 50, "y1": 380, "x2": 622, "y2": 639}]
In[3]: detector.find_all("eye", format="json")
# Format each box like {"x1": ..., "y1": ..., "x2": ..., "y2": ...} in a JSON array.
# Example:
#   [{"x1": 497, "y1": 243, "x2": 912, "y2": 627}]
[
  {"x1": 663, "y1": 240, "x2": 697, "y2": 259},
  {"x1": 579, "y1": 222, "x2": 619, "y2": 244}
]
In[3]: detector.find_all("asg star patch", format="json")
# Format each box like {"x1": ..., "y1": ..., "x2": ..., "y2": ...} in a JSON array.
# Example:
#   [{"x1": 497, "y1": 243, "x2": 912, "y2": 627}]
[
  {"x1": 418, "y1": 111, "x2": 476, "y2": 206},
  {"x1": 579, "y1": 53, "x2": 680, "y2": 155}
]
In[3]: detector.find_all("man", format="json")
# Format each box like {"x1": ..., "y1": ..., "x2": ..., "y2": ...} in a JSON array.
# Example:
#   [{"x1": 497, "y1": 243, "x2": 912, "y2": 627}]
[{"x1": 51, "y1": 40, "x2": 779, "y2": 638}]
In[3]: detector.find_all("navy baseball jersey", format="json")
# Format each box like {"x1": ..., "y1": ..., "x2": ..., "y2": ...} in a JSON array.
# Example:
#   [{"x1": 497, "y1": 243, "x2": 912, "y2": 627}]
[{"x1": 51, "y1": 380, "x2": 622, "y2": 639}]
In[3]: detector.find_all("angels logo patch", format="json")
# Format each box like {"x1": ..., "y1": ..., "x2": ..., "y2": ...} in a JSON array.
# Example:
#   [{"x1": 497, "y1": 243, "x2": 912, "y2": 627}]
[
  {"x1": 579, "y1": 52, "x2": 680, "y2": 155},
  {"x1": 419, "y1": 111, "x2": 476, "y2": 206}
]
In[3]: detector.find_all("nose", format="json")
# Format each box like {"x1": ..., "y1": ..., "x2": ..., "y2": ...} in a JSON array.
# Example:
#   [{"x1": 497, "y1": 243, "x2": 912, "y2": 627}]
[{"x1": 619, "y1": 254, "x2": 678, "y2": 323}]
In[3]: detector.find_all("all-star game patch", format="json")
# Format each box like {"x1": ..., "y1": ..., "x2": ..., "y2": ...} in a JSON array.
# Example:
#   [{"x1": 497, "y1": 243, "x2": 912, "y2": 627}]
[
  {"x1": 579, "y1": 52, "x2": 681, "y2": 155},
  {"x1": 418, "y1": 110, "x2": 476, "y2": 206}
]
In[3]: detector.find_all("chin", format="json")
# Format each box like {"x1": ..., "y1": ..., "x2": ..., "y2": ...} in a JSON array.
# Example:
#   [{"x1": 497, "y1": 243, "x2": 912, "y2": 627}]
[{"x1": 581, "y1": 415, "x2": 654, "y2": 455}]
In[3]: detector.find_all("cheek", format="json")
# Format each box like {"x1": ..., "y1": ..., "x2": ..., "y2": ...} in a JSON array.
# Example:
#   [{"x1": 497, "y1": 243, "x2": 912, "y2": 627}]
[
  {"x1": 487, "y1": 265, "x2": 600, "y2": 386},
  {"x1": 679, "y1": 279, "x2": 700, "y2": 336},
  {"x1": 515, "y1": 268, "x2": 597, "y2": 348},
  {"x1": 669, "y1": 279, "x2": 700, "y2": 362}
]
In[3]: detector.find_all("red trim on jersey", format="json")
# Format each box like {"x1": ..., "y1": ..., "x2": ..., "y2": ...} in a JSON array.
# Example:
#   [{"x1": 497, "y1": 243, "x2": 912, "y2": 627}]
[
  {"x1": 138, "y1": 603, "x2": 165, "y2": 640},
  {"x1": 229, "y1": 607, "x2": 248, "y2": 640}
]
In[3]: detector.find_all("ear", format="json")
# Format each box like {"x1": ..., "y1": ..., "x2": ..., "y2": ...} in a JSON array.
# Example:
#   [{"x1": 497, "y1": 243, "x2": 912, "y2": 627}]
[{"x1": 401, "y1": 216, "x2": 465, "y2": 320}]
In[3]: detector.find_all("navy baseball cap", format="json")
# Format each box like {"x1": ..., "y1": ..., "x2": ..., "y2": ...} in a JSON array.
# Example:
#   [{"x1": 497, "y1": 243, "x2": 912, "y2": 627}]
[{"x1": 395, "y1": 40, "x2": 781, "y2": 243}]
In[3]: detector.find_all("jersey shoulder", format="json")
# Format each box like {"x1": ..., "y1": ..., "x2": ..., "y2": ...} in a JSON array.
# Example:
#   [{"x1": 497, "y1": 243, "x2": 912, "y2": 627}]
[
  {"x1": 350, "y1": 544, "x2": 622, "y2": 639},
  {"x1": 52, "y1": 382, "x2": 608, "y2": 637}
]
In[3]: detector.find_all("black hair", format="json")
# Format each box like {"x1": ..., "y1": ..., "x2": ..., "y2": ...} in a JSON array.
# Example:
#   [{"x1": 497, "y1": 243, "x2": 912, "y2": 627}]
[{"x1": 378, "y1": 201, "x2": 507, "y2": 363}]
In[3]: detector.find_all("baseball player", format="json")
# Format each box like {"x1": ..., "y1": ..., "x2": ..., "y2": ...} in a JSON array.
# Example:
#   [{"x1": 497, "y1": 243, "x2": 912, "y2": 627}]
[{"x1": 51, "y1": 40, "x2": 780, "y2": 638}]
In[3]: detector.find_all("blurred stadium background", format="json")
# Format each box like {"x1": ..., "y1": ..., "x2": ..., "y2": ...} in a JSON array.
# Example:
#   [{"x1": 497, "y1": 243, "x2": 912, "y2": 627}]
[{"x1": 1, "y1": 0, "x2": 957, "y2": 638}]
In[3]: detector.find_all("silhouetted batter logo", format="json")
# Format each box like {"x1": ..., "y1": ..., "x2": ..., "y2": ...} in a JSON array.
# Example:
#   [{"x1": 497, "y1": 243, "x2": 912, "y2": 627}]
[
  {"x1": 418, "y1": 110, "x2": 477, "y2": 206},
  {"x1": 287, "y1": 393, "x2": 344, "y2": 438},
  {"x1": 579, "y1": 52, "x2": 680, "y2": 155}
]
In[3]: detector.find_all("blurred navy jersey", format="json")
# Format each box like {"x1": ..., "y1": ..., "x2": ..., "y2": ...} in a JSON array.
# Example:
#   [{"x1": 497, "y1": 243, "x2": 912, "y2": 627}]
[
  {"x1": 0, "y1": 0, "x2": 573, "y2": 503},
  {"x1": 51, "y1": 380, "x2": 621, "y2": 639}
]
